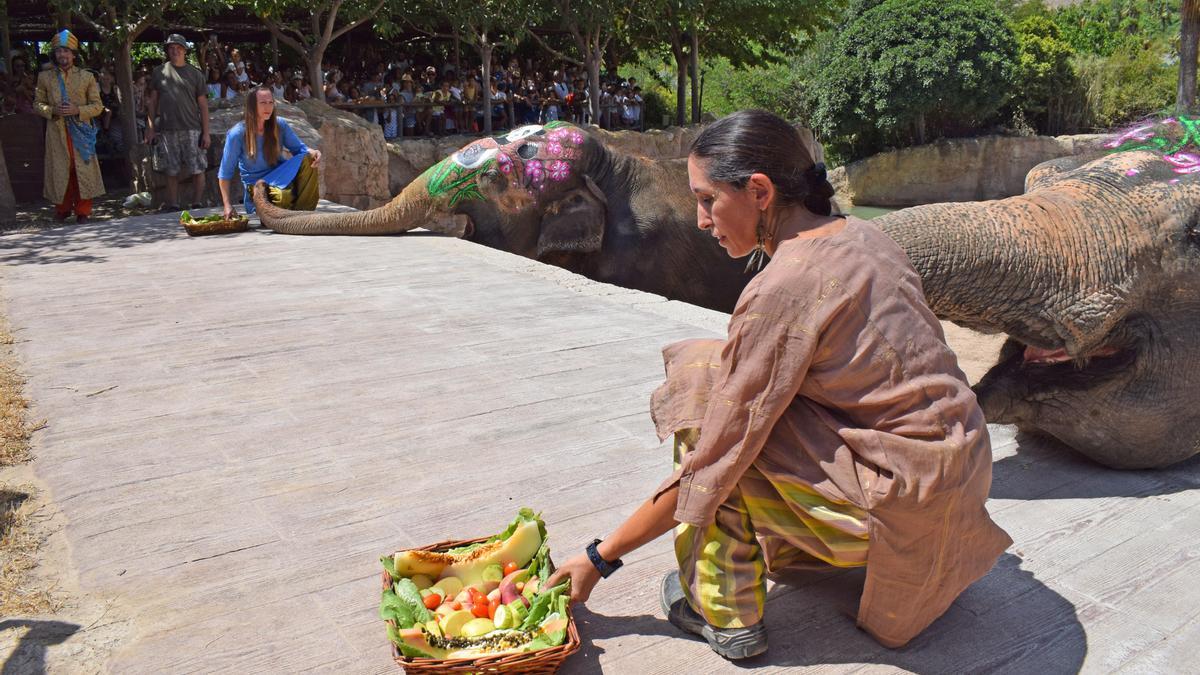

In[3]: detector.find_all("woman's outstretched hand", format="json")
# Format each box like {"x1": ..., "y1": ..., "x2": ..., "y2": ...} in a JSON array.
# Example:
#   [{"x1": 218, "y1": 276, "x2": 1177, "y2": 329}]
[{"x1": 546, "y1": 553, "x2": 602, "y2": 604}]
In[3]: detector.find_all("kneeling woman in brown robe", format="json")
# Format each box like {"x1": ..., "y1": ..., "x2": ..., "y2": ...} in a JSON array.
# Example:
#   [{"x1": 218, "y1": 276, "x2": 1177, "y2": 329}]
[{"x1": 547, "y1": 109, "x2": 1012, "y2": 660}]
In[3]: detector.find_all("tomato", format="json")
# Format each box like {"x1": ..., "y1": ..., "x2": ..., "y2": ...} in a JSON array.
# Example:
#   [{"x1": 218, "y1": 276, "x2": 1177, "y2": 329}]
[
  {"x1": 451, "y1": 601, "x2": 462, "y2": 611},
  {"x1": 423, "y1": 593, "x2": 442, "y2": 610},
  {"x1": 472, "y1": 603, "x2": 490, "y2": 618},
  {"x1": 503, "y1": 561, "x2": 519, "y2": 577},
  {"x1": 471, "y1": 589, "x2": 488, "y2": 605},
  {"x1": 488, "y1": 597, "x2": 500, "y2": 619}
]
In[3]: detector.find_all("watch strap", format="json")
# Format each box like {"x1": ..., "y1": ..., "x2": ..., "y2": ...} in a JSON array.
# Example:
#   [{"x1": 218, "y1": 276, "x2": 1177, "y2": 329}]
[{"x1": 586, "y1": 538, "x2": 623, "y2": 578}]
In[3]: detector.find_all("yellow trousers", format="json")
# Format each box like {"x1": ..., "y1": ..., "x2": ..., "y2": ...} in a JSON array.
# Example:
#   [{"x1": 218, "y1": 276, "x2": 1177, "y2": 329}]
[
  {"x1": 672, "y1": 428, "x2": 869, "y2": 629},
  {"x1": 266, "y1": 154, "x2": 320, "y2": 211}
]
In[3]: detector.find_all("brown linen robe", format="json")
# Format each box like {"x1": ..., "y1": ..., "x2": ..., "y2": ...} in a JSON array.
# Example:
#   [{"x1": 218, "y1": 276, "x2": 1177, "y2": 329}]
[
  {"x1": 34, "y1": 66, "x2": 106, "y2": 204},
  {"x1": 651, "y1": 216, "x2": 1012, "y2": 647}
]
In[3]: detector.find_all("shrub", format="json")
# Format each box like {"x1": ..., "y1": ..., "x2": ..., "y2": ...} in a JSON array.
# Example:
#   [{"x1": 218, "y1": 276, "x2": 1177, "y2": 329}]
[
  {"x1": 1007, "y1": 15, "x2": 1085, "y2": 134},
  {"x1": 1053, "y1": 0, "x2": 1178, "y2": 58},
  {"x1": 804, "y1": 0, "x2": 1019, "y2": 161},
  {"x1": 1075, "y1": 40, "x2": 1177, "y2": 129},
  {"x1": 699, "y1": 55, "x2": 807, "y2": 121}
]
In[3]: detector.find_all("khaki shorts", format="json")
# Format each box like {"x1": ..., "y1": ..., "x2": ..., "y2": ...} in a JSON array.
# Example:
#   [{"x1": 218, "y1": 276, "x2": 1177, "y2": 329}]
[{"x1": 152, "y1": 129, "x2": 207, "y2": 177}]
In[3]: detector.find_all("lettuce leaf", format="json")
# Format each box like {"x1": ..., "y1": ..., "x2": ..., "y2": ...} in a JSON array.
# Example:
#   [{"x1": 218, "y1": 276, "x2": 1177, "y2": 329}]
[
  {"x1": 518, "y1": 580, "x2": 569, "y2": 632},
  {"x1": 521, "y1": 592, "x2": 571, "y2": 650},
  {"x1": 379, "y1": 578, "x2": 432, "y2": 629},
  {"x1": 526, "y1": 539, "x2": 551, "y2": 580},
  {"x1": 380, "y1": 554, "x2": 397, "y2": 578}
]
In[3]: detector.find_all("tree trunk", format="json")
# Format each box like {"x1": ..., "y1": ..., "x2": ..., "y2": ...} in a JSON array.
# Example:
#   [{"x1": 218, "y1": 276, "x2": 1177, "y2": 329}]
[
  {"x1": 1, "y1": 4, "x2": 12, "y2": 75},
  {"x1": 915, "y1": 112, "x2": 926, "y2": 145},
  {"x1": 587, "y1": 37, "x2": 602, "y2": 124},
  {"x1": 480, "y1": 41, "x2": 494, "y2": 135},
  {"x1": 689, "y1": 31, "x2": 700, "y2": 124},
  {"x1": 1179, "y1": 0, "x2": 1200, "y2": 113},
  {"x1": 308, "y1": 50, "x2": 326, "y2": 103},
  {"x1": 117, "y1": 39, "x2": 141, "y2": 189},
  {"x1": 0, "y1": 138, "x2": 15, "y2": 228},
  {"x1": 270, "y1": 33, "x2": 279, "y2": 68},
  {"x1": 670, "y1": 36, "x2": 687, "y2": 127}
]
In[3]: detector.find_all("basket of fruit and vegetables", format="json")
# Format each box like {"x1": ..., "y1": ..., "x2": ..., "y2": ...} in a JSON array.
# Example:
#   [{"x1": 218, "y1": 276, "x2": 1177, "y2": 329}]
[
  {"x1": 380, "y1": 509, "x2": 579, "y2": 673},
  {"x1": 179, "y1": 210, "x2": 250, "y2": 236}
]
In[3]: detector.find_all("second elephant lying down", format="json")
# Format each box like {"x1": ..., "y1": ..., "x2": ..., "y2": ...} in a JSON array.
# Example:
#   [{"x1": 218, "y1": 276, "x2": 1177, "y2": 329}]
[{"x1": 254, "y1": 122, "x2": 1200, "y2": 471}]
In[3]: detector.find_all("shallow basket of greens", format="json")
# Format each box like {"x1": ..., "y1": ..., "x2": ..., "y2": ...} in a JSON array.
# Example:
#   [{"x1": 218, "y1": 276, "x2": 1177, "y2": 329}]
[
  {"x1": 179, "y1": 210, "x2": 250, "y2": 236},
  {"x1": 379, "y1": 509, "x2": 580, "y2": 673}
]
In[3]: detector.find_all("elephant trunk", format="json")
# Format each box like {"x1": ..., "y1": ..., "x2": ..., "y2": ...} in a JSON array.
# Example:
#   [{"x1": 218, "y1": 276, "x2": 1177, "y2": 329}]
[
  {"x1": 873, "y1": 194, "x2": 1138, "y2": 357},
  {"x1": 253, "y1": 172, "x2": 468, "y2": 237}
]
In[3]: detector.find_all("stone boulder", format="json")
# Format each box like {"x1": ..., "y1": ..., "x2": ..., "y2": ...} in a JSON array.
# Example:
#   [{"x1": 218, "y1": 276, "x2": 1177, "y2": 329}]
[
  {"x1": 830, "y1": 134, "x2": 1110, "y2": 207},
  {"x1": 296, "y1": 98, "x2": 389, "y2": 209},
  {"x1": 134, "y1": 96, "x2": 321, "y2": 208},
  {"x1": 386, "y1": 124, "x2": 721, "y2": 195}
]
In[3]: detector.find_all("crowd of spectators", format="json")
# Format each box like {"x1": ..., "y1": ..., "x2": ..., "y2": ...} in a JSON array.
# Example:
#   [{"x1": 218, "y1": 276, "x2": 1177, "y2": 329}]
[
  {"x1": 187, "y1": 40, "x2": 645, "y2": 139},
  {"x1": 2, "y1": 37, "x2": 647, "y2": 153}
]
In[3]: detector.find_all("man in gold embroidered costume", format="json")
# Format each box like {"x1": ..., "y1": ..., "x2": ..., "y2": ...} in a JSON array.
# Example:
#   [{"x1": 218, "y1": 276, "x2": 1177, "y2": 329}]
[{"x1": 34, "y1": 29, "x2": 105, "y2": 223}]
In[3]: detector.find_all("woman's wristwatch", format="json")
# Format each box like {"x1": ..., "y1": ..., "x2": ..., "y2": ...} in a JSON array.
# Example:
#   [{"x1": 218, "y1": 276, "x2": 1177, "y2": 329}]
[{"x1": 586, "y1": 539, "x2": 623, "y2": 578}]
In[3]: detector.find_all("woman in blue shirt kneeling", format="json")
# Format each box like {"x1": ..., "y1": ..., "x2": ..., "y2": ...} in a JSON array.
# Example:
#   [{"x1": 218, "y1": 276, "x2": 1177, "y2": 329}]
[{"x1": 218, "y1": 86, "x2": 322, "y2": 219}]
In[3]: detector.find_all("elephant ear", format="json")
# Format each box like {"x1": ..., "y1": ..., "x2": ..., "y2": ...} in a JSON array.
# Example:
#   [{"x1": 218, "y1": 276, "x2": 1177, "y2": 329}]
[{"x1": 537, "y1": 176, "x2": 607, "y2": 259}]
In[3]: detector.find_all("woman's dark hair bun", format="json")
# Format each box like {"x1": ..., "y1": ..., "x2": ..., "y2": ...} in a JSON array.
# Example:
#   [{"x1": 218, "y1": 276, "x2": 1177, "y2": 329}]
[{"x1": 690, "y1": 110, "x2": 832, "y2": 216}]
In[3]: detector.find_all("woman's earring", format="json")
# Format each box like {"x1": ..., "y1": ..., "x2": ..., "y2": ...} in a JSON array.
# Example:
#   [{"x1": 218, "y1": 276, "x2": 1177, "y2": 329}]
[{"x1": 744, "y1": 212, "x2": 768, "y2": 274}]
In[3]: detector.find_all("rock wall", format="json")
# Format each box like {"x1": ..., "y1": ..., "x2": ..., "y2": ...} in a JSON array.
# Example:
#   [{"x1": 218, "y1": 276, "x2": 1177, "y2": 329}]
[
  {"x1": 829, "y1": 134, "x2": 1110, "y2": 207},
  {"x1": 296, "y1": 99, "x2": 389, "y2": 209}
]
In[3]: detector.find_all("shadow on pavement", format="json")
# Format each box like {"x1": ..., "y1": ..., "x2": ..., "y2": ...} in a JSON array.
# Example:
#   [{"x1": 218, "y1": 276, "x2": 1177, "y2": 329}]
[
  {"x1": 990, "y1": 431, "x2": 1200, "y2": 501},
  {"x1": 1, "y1": 620, "x2": 80, "y2": 675}
]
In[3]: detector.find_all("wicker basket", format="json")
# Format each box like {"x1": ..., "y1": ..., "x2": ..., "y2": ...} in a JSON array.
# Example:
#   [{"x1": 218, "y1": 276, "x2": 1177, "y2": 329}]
[
  {"x1": 181, "y1": 216, "x2": 250, "y2": 236},
  {"x1": 382, "y1": 536, "x2": 581, "y2": 673}
]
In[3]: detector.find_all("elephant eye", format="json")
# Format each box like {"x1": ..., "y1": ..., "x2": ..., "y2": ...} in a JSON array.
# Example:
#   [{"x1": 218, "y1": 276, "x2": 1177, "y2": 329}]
[
  {"x1": 518, "y1": 143, "x2": 538, "y2": 159},
  {"x1": 453, "y1": 144, "x2": 498, "y2": 169}
]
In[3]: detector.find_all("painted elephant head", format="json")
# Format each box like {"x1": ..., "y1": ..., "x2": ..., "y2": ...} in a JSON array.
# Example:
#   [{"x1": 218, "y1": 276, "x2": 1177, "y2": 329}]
[
  {"x1": 254, "y1": 123, "x2": 604, "y2": 250},
  {"x1": 876, "y1": 139, "x2": 1200, "y2": 469}
]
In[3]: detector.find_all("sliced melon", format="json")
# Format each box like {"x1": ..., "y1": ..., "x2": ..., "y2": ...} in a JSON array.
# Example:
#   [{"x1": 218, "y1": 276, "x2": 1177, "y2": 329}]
[
  {"x1": 395, "y1": 627, "x2": 447, "y2": 659},
  {"x1": 393, "y1": 520, "x2": 543, "y2": 587},
  {"x1": 461, "y1": 617, "x2": 496, "y2": 638},
  {"x1": 440, "y1": 609, "x2": 474, "y2": 638}
]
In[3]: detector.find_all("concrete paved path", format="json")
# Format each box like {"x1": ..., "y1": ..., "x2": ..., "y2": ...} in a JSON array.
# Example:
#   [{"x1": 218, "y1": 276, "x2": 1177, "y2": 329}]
[{"x1": 2, "y1": 206, "x2": 1199, "y2": 673}]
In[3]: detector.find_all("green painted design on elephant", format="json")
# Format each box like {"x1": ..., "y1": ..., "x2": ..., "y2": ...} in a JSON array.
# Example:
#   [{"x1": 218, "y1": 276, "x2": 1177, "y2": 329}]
[
  {"x1": 425, "y1": 156, "x2": 495, "y2": 207},
  {"x1": 544, "y1": 121, "x2": 570, "y2": 130},
  {"x1": 1106, "y1": 116, "x2": 1200, "y2": 155}
]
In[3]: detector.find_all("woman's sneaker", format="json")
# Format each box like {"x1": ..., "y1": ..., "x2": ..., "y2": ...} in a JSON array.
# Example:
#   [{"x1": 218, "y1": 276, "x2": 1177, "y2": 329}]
[{"x1": 659, "y1": 570, "x2": 768, "y2": 660}]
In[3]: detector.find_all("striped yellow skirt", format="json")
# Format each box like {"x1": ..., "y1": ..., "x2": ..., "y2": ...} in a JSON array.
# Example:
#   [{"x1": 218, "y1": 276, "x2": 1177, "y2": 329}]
[{"x1": 672, "y1": 428, "x2": 869, "y2": 629}]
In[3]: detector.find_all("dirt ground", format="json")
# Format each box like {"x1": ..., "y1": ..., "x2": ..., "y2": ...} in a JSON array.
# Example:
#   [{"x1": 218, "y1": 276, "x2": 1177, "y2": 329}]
[{"x1": 0, "y1": 300, "x2": 131, "y2": 674}]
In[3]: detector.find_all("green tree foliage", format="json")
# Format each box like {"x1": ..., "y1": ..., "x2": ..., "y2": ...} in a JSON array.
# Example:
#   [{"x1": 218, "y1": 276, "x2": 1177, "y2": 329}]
[
  {"x1": 1007, "y1": 15, "x2": 1083, "y2": 133},
  {"x1": 699, "y1": 54, "x2": 808, "y2": 121},
  {"x1": 1052, "y1": 0, "x2": 1178, "y2": 57},
  {"x1": 1076, "y1": 41, "x2": 1177, "y2": 127},
  {"x1": 804, "y1": 0, "x2": 1019, "y2": 161}
]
